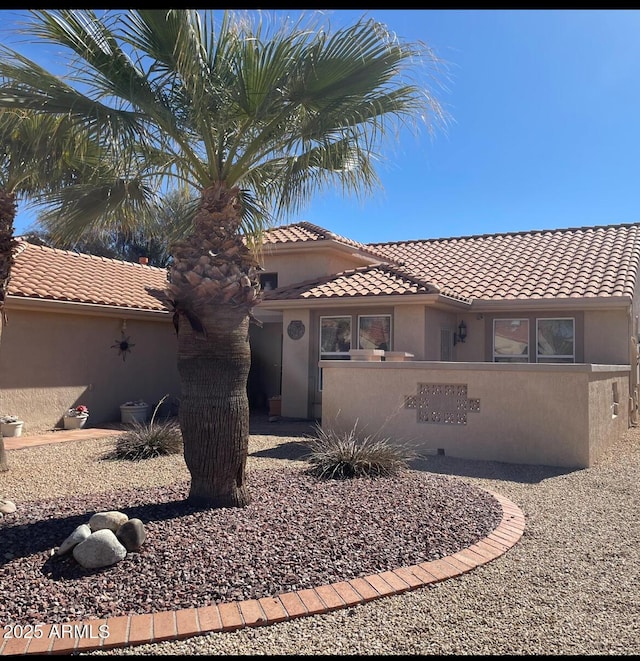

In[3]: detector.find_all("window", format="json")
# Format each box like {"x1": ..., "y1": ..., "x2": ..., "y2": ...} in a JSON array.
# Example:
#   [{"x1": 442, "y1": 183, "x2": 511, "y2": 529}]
[
  {"x1": 358, "y1": 315, "x2": 391, "y2": 351},
  {"x1": 493, "y1": 317, "x2": 577, "y2": 363},
  {"x1": 493, "y1": 319, "x2": 529, "y2": 362},
  {"x1": 259, "y1": 273, "x2": 278, "y2": 291},
  {"x1": 537, "y1": 318, "x2": 575, "y2": 363},
  {"x1": 320, "y1": 316, "x2": 352, "y2": 355},
  {"x1": 319, "y1": 316, "x2": 351, "y2": 391},
  {"x1": 440, "y1": 329, "x2": 452, "y2": 361}
]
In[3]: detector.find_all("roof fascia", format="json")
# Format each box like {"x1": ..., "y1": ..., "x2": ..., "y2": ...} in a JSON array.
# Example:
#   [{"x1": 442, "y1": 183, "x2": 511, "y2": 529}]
[
  {"x1": 257, "y1": 293, "x2": 471, "y2": 310},
  {"x1": 258, "y1": 293, "x2": 631, "y2": 312},
  {"x1": 6, "y1": 295, "x2": 171, "y2": 321},
  {"x1": 472, "y1": 296, "x2": 632, "y2": 312}
]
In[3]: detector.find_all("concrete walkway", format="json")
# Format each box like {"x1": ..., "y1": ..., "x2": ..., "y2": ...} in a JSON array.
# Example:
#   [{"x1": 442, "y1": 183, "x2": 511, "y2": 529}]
[{"x1": 3, "y1": 415, "x2": 316, "y2": 451}]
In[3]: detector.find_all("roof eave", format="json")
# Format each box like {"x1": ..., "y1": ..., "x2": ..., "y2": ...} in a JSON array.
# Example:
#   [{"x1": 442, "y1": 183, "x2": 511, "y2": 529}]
[
  {"x1": 257, "y1": 292, "x2": 471, "y2": 309},
  {"x1": 472, "y1": 295, "x2": 633, "y2": 311},
  {"x1": 6, "y1": 295, "x2": 171, "y2": 320},
  {"x1": 258, "y1": 292, "x2": 632, "y2": 312}
]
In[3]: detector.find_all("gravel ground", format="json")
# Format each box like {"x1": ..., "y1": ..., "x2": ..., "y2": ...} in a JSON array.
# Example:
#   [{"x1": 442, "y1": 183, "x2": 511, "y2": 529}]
[{"x1": 2, "y1": 423, "x2": 640, "y2": 655}]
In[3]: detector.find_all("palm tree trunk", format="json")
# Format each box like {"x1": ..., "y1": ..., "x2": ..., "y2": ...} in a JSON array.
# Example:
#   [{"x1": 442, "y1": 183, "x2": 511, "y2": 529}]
[
  {"x1": 0, "y1": 188, "x2": 17, "y2": 472},
  {"x1": 167, "y1": 182, "x2": 261, "y2": 507},
  {"x1": 178, "y1": 305, "x2": 251, "y2": 507}
]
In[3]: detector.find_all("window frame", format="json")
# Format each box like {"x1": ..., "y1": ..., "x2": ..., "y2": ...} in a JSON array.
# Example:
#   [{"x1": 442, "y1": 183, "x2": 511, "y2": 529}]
[
  {"x1": 318, "y1": 315, "x2": 352, "y2": 391},
  {"x1": 357, "y1": 314, "x2": 392, "y2": 351},
  {"x1": 493, "y1": 318, "x2": 530, "y2": 363},
  {"x1": 536, "y1": 317, "x2": 575, "y2": 363},
  {"x1": 259, "y1": 272, "x2": 278, "y2": 292}
]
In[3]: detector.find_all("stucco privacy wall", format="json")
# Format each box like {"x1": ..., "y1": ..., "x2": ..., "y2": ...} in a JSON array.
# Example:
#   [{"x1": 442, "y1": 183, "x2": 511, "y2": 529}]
[
  {"x1": 319, "y1": 360, "x2": 630, "y2": 469},
  {"x1": 0, "y1": 307, "x2": 180, "y2": 433}
]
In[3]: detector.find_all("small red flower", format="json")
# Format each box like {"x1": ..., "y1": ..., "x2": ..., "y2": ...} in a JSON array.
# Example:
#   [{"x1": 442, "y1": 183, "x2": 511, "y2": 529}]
[{"x1": 67, "y1": 405, "x2": 89, "y2": 417}]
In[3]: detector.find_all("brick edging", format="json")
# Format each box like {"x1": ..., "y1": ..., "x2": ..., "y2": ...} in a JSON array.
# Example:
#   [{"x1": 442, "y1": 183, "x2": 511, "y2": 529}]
[{"x1": 0, "y1": 489, "x2": 524, "y2": 656}]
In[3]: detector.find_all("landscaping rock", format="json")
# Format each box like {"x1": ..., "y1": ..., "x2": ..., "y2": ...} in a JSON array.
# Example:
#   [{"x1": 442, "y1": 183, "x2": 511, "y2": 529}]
[
  {"x1": 73, "y1": 529, "x2": 127, "y2": 569},
  {"x1": 115, "y1": 518, "x2": 146, "y2": 552},
  {"x1": 57, "y1": 523, "x2": 91, "y2": 556},
  {"x1": 0, "y1": 499, "x2": 16, "y2": 514},
  {"x1": 54, "y1": 509, "x2": 147, "y2": 569},
  {"x1": 89, "y1": 511, "x2": 129, "y2": 532}
]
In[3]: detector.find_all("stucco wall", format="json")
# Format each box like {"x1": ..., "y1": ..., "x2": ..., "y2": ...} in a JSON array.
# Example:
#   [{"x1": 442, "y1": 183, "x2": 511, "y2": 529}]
[
  {"x1": 392, "y1": 305, "x2": 427, "y2": 360},
  {"x1": 260, "y1": 248, "x2": 368, "y2": 288},
  {"x1": 587, "y1": 374, "x2": 628, "y2": 464},
  {"x1": 454, "y1": 314, "x2": 484, "y2": 362},
  {"x1": 0, "y1": 306, "x2": 180, "y2": 433},
  {"x1": 423, "y1": 308, "x2": 455, "y2": 361},
  {"x1": 319, "y1": 360, "x2": 629, "y2": 469},
  {"x1": 280, "y1": 309, "x2": 312, "y2": 418},
  {"x1": 583, "y1": 308, "x2": 630, "y2": 364}
]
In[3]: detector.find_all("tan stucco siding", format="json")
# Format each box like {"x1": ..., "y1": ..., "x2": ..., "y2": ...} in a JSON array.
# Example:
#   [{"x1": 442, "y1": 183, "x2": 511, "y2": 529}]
[
  {"x1": 320, "y1": 361, "x2": 629, "y2": 469},
  {"x1": 0, "y1": 307, "x2": 180, "y2": 433},
  {"x1": 281, "y1": 309, "x2": 311, "y2": 418},
  {"x1": 423, "y1": 308, "x2": 456, "y2": 361},
  {"x1": 392, "y1": 305, "x2": 427, "y2": 359},
  {"x1": 260, "y1": 250, "x2": 371, "y2": 288},
  {"x1": 583, "y1": 308, "x2": 631, "y2": 364},
  {"x1": 453, "y1": 314, "x2": 485, "y2": 362},
  {"x1": 588, "y1": 374, "x2": 629, "y2": 464}
]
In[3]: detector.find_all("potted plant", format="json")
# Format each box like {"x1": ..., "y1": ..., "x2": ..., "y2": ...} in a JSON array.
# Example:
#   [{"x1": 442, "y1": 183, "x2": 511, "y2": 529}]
[
  {"x1": 63, "y1": 405, "x2": 89, "y2": 430},
  {"x1": 268, "y1": 395, "x2": 282, "y2": 418},
  {"x1": 120, "y1": 400, "x2": 149, "y2": 424},
  {"x1": 1, "y1": 415, "x2": 24, "y2": 438}
]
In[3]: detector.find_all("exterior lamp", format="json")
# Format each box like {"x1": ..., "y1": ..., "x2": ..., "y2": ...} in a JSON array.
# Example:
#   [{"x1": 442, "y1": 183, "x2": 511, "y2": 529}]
[{"x1": 453, "y1": 320, "x2": 467, "y2": 345}]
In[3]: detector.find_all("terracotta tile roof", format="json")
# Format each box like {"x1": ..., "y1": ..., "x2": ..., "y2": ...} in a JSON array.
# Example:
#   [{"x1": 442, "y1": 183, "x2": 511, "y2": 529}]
[
  {"x1": 369, "y1": 223, "x2": 640, "y2": 301},
  {"x1": 9, "y1": 222, "x2": 640, "y2": 311},
  {"x1": 263, "y1": 263, "x2": 470, "y2": 302},
  {"x1": 8, "y1": 240, "x2": 170, "y2": 312},
  {"x1": 262, "y1": 221, "x2": 397, "y2": 263}
]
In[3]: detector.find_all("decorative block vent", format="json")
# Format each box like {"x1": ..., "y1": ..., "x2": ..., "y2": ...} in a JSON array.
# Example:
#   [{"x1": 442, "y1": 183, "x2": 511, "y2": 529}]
[{"x1": 404, "y1": 383, "x2": 480, "y2": 425}]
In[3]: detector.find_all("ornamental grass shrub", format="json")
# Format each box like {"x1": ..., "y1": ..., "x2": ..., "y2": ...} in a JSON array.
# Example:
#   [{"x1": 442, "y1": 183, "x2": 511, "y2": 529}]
[
  {"x1": 302, "y1": 421, "x2": 414, "y2": 480},
  {"x1": 103, "y1": 396, "x2": 183, "y2": 461}
]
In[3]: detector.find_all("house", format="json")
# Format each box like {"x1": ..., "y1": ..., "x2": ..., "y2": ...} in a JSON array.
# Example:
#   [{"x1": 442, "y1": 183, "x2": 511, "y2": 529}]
[
  {"x1": 250, "y1": 221, "x2": 640, "y2": 468},
  {"x1": 0, "y1": 240, "x2": 180, "y2": 433},
  {"x1": 2, "y1": 220, "x2": 639, "y2": 467}
]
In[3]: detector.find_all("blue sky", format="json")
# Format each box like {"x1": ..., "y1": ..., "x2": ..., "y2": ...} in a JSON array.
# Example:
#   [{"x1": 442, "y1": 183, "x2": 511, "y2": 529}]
[{"x1": 5, "y1": 9, "x2": 640, "y2": 244}]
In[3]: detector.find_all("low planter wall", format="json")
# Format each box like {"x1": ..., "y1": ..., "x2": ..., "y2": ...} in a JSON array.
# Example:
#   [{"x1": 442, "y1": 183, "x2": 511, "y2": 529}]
[{"x1": 319, "y1": 361, "x2": 630, "y2": 469}]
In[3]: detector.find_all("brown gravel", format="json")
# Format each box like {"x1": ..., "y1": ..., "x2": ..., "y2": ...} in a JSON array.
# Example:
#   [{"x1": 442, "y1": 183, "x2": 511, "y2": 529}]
[{"x1": 0, "y1": 431, "x2": 502, "y2": 628}]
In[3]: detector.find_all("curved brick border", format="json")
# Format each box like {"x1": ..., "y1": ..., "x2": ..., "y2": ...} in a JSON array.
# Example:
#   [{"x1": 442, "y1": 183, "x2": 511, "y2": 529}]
[{"x1": 0, "y1": 490, "x2": 524, "y2": 656}]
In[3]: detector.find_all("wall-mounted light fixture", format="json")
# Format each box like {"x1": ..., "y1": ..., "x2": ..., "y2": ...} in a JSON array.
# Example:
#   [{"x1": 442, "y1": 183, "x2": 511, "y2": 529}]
[{"x1": 453, "y1": 320, "x2": 467, "y2": 346}]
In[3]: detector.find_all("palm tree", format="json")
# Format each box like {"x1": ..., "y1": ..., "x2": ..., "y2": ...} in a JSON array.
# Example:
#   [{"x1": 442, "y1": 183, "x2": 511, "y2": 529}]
[
  {"x1": 0, "y1": 9, "x2": 446, "y2": 505},
  {"x1": 0, "y1": 109, "x2": 112, "y2": 471},
  {"x1": 25, "y1": 188, "x2": 196, "y2": 267}
]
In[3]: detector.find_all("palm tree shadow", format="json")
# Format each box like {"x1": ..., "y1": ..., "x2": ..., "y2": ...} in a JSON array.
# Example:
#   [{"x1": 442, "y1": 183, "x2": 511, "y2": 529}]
[
  {"x1": 249, "y1": 440, "x2": 310, "y2": 461},
  {"x1": 144, "y1": 286, "x2": 170, "y2": 306}
]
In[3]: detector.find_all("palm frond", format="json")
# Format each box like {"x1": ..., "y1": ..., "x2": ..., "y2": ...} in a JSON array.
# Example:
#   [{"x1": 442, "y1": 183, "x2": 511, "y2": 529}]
[{"x1": 0, "y1": 9, "x2": 448, "y2": 245}]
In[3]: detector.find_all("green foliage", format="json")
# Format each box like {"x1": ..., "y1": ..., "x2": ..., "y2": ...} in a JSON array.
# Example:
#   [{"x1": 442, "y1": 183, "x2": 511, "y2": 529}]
[
  {"x1": 0, "y1": 10, "x2": 447, "y2": 237},
  {"x1": 103, "y1": 396, "x2": 183, "y2": 461},
  {"x1": 303, "y1": 421, "x2": 414, "y2": 480},
  {"x1": 22, "y1": 189, "x2": 197, "y2": 267}
]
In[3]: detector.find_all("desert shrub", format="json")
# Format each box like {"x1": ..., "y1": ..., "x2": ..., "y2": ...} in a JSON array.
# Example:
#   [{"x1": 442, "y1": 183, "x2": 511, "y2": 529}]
[
  {"x1": 302, "y1": 421, "x2": 414, "y2": 480},
  {"x1": 103, "y1": 396, "x2": 183, "y2": 461}
]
